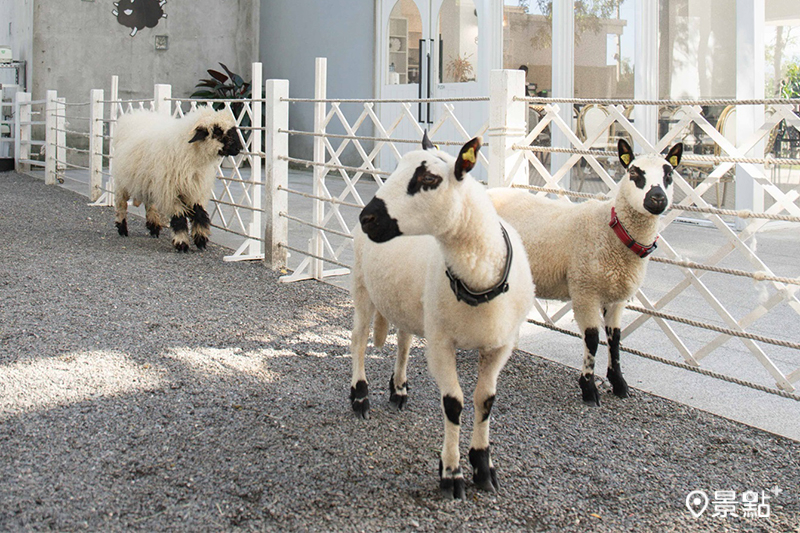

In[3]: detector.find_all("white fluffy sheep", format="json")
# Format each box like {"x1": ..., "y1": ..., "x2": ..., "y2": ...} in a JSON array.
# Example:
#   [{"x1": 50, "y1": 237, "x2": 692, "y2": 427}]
[
  {"x1": 489, "y1": 139, "x2": 683, "y2": 405},
  {"x1": 113, "y1": 106, "x2": 242, "y2": 251},
  {"x1": 351, "y1": 134, "x2": 534, "y2": 499}
]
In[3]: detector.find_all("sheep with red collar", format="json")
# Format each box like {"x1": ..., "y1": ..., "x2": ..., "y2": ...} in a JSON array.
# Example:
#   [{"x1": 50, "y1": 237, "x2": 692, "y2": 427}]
[
  {"x1": 350, "y1": 134, "x2": 534, "y2": 499},
  {"x1": 489, "y1": 139, "x2": 683, "y2": 406},
  {"x1": 113, "y1": 106, "x2": 242, "y2": 251}
]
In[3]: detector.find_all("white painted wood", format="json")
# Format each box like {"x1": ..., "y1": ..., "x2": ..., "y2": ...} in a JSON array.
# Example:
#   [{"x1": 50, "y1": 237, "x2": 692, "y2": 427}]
[
  {"x1": 108, "y1": 75, "x2": 119, "y2": 204},
  {"x1": 312, "y1": 57, "x2": 327, "y2": 280},
  {"x1": 89, "y1": 89, "x2": 104, "y2": 202},
  {"x1": 14, "y1": 91, "x2": 30, "y2": 173},
  {"x1": 44, "y1": 90, "x2": 56, "y2": 185},
  {"x1": 633, "y1": 0, "x2": 658, "y2": 148},
  {"x1": 55, "y1": 97, "x2": 65, "y2": 176},
  {"x1": 488, "y1": 69, "x2": 527, "y2": 188},
  {"x1": 153, "y1": 84, "x2": 171, "y2": 116},
  {"x1": 266, "y1": 78, "x2": 289, "y2": 270},
  {"x1": 735, "y1": 0, "x2": 766, "y2": 225}
]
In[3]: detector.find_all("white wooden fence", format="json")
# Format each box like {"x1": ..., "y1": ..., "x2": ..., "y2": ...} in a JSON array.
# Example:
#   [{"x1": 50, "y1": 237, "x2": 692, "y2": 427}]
[{"x1": 6, "y1": 59, "x2": 800, "y2": 401}]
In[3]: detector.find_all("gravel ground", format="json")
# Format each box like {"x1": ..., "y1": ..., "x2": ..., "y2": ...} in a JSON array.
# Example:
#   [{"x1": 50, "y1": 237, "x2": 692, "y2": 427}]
[{"x1": 0, "y1": 171, "x2": 798, "y2": 533}]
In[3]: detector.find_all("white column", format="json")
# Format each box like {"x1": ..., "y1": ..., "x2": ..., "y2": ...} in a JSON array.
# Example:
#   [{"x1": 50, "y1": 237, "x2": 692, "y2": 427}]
[
  {"x1": 312, "y1": 57, "x2": 327, "y2": 280},
  {"x1": 15, "y1": 92, "x2": 31, "y2": 173},
  {"x1": 248, "y1": 62, "x2": 265, "y2": 259},
  {"x1": 56, "y1": 98, "x2": 66, "y2": 177},
  {"x1": 488, "y1": 69, "x2": 528, "y2": 188},
  {"x1": 735, "y1": 0, "x2": 765, "y2": 222},
  {"x1": 154, "y1": 84, "x2": 172, "y2": 116},
  {"x1": 89, "y1": 89, "x2": 104, "y2": 202},
  {"x1": 265, "y1": 78, "x2": 290, "y2": 270},
  {"x1": 634, "y1": 0, "x2": 659, "y2": 150},
  {"x1": 45, "y1": 90, "x2": 58, "y2": 185},
  {"x1": 108, "y1": 75, "x2": 119, "y2": 203},
  {"x1": 551, "y1": 0, "x2": 574, "y2": 188}
]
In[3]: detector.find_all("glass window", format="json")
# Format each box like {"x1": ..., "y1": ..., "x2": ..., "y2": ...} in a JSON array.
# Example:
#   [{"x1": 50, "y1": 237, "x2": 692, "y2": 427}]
[
  {"x1": 388, "y1": 0, "x2": 422, "y2": 85},
  {"x1": 438, "y1": 0, "x2": 479, "y2": 83},
  {"x1": 503, "y1": 0, "x2": 550, "y2": 97}
]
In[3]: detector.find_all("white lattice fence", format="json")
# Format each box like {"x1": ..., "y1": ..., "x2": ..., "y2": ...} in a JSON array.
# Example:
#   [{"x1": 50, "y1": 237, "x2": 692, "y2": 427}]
[
  {"x1": 512, "y1": 96, "x2": 800, "y2": 397},
  {"x1": 279, "y1": 57, "x2": 490, "y2": 283}
]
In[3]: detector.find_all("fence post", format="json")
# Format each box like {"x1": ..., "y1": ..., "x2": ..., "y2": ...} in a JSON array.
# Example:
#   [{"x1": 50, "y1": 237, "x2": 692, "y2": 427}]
[
  {"x1": 107, "y1": 75, "x2": 119, "y2": 204},
  {"x1": 45, "y1": 90, "x2": 57, "y2": 185},
  {"x1": 246, "y1": 62, "x2": 265, "y2": 259},
  {"x1": 56, "y1": 98, "x2": 66, "y2": 178},
  {"x1": 311, "y1": 57, "x2": 327, "y2": 279},
  {"x1": 89, "y1": 89, "x2": 104, "y2": 202},
  {"x1": 14, "y1": 91, "x2": 31, "y2": 173},
  {"x1": 154, "y1": 84, "x2": 172, "y2": 117},
  {"x1": 488, "y1": 69, "x2": 529, "y2": 188},
  {"x1": 264, "y1": 78, "x2": 289, "y2": 270}
]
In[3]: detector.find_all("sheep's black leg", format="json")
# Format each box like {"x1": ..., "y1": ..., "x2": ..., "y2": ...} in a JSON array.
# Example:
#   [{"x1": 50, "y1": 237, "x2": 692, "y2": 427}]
[
  {"x1": 115, "y1": 191, "x2": 129, "y2": 237},
  {"x1": 468, "y1": 345, "x2": 511, "y2": 492},
  {"x1": 170, "y1": 215, "x2": 190, "y2": 252},
  {"x1": 604, "y1": 303, "x2": 629, "y2": 398},
  {"x1": 189, "y1": 204, "x2": 210, "y2": 250},
  {"x1": 578, "y1": 327, "x2": 601, "y2": 406},
  {"x1": 349, "y1": 280, "x2": 374, "y2": 419},
  {"x1": 427, "y1": 338, "x2": 465, "y2": 500},
  {"x1": 388, "y1": 329, "x2": 412, "y2": 410},
  {"x1": 145, "y1": 204, "x2": 162, "y2": 238}
]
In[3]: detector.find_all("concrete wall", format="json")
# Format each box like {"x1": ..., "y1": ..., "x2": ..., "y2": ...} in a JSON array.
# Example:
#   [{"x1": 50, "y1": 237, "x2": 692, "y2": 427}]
[
  {"x1": 259, "y1": 0, "x2": 375, "y2": 163},
  {"x1": 31, "y1": 0, "x2": 259, "y2": 113}
]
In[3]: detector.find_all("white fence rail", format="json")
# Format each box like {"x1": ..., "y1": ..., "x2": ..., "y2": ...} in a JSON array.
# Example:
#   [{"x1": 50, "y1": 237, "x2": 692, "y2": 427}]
[{"x1": 7, "y1": 60, "x2": 800, "y2": 402}]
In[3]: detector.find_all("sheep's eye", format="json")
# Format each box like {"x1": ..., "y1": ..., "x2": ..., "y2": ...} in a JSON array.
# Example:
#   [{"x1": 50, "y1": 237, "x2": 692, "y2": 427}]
[
  {"x1": 629, "y1": 167, "x2": 646, "y2": 189},
  {"x1": 213, "y1": 126, "x2": 224, "y2": 137},
  {"x1": 420, "y1": 173, "x2": 438, "y2": 184}
]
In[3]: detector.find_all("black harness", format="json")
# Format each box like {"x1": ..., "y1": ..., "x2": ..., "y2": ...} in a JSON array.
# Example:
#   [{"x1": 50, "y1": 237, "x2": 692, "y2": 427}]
[{"x1": 445, "y1": 224, "x2": 513, "y2": 307}]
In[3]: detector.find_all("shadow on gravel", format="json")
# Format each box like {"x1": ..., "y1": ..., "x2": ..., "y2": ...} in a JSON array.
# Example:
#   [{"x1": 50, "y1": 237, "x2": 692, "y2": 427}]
[{"x1": 1, "y1": 172, "x2": 799, "y2": 532}]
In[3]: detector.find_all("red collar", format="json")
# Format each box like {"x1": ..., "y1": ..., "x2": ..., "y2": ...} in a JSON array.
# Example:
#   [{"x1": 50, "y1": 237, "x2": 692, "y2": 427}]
[{"x1": 609, "y1": 207, "x2": 658, "y2": 258}]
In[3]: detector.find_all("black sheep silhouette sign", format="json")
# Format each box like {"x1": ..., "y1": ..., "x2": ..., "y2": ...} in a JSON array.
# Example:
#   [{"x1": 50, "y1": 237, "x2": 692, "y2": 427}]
[{"x1": 113, "y1": 0, "x2": 167, "y2": 37}]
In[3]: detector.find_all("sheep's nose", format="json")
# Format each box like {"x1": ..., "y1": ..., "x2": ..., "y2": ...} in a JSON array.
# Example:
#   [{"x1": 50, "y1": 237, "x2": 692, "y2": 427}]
[
  {"x1": 359, "y1": 211, "x2": 377, "y2": 229},
  {"x1": 644, "y1": 188, "x2": 668, "y2": 215}
]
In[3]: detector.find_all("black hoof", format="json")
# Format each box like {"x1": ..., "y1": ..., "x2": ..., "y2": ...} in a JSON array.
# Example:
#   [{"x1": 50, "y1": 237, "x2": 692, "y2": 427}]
[
  {"x1": 579, "y1": 375, "x2": 600, "y2": 406},
  {"x1": 388, "y1": 376, "x2": 408, "y2": 410},
  {"x1": 439, "y1": 460, "x2": 465, "y2": 500},
  {"x1": 469, "y1": 448, "x2": 499, "y2": 492},
  {"x1": 116, "y1": 220, "x2": 128, "y2": 237},
  {"x1": 350, "y1": 380, "x2": 370, "y2": 419},
  {"x1": 146, "y1": 221, "x2": 161, "y2": 238},
  {"x1": 194, "y1": 236, "x2": 208, "y2": 250},
  {"x1": 607, "y1": 366, "x2": 630, "y2": 398},
  {"x1": 174, "y1": 242, "x2": 189, "y2": 253}
]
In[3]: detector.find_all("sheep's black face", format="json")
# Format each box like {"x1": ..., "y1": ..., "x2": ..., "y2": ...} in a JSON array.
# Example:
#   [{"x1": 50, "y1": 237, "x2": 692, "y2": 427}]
[
  {"x1": 359, "y1": 197, "x2": 401, "y2": 243},
  {"x1": 215, "y1": 126, "x2": 242, "y2": 157}
]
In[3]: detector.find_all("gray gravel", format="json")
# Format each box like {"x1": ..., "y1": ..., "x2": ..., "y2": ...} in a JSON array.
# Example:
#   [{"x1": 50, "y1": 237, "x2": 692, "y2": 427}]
[{"x1": 1, "y1": 170, "x2": 798, "y2": 533}]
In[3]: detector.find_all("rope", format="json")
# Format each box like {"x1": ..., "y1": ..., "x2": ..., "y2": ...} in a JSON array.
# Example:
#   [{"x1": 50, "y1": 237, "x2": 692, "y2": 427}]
[
  {"x1": 526, "y1": 318, "x2": 800, "y2": 401},
  {"x1": 280, "y1": 128, "x2": 482, "y2": 147},
  {"x1": 515, "y1": 96, "x2": 800, "y2": 106},
  {"x1": 279, "y1": 212, "x2": 355, "y2": 240},
  {"x1": 280, "y1": 155, "x2": 391, "y2": 177},
  {"x1": 278, "y1": 243, "x2": 351, "y2": 269},
  {"x1": 217, "y1": 176, "x2": 261, "y2": 185},
  {"x1": 209, "y1": 197, "x2": 265, "y2": 213},
  {"x1": 99, "y1": 99, "x2": 153, "y2": 104},
  {"x1": 512, "y1": 144, "x2": 800, "y2": 167},
  {"x1": 625, "y1": 305, "x2": 800, "y2": 350},
  {"x1": 649, "y1": 257, "x2": 800, "y2": 286},
  {"x1": 208, "y1": 222, "x2": 264, "y2": 242},
  {"x1": 54, "y1": 127, "x2": 90, "y2": 137},
  {"x1": 277, "y1": 186, "x2": 363, "y2": 209},
  {"x1": 508, "y1": 184, "x2": 800, "y2": 223},
  {"x1": 61, "y1": 101, "x2": 91, "y2": 107},
  {"x1": 282, "y1": 96, "x2": 489, "y2": 104}
]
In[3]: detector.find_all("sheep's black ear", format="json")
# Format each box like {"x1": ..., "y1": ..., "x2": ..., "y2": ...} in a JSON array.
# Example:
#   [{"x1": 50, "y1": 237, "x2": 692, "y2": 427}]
[
  {"x1": 618, "y1": 138, "x2": 634, "y2": 169},
  {"x1": 422, "y1": 130, "x2": 435, "y2": 151},
  {"x1": 454, "y1": 137, "x2": 482, "y2": 180},
  {"x1": 189, "y1": 127, "x2": 209, "y2": 144},
  {"x1": 666, "y1": 142, "x2": 683, "y2": 167}
]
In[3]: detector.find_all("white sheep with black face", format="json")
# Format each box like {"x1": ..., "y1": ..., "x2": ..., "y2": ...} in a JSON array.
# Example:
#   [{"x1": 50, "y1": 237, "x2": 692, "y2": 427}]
[
  {"x1": 113, "y1": 106, "x2": 242, "y2": 252},
  {"x1": 489, "y1": 139, "x2": 683, "y2": 405},
  {"x1": 350, "y1": 134, "x2": 534, "y2": 499}
]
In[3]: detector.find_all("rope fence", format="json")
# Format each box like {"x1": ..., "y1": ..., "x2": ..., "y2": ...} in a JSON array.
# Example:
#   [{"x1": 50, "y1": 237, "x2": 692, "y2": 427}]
[
  {"x1": 278, "y1": 243, "x2": 351, "y2": 269},
  {"x1": 280, "y1": 155, "x2": 391, "y2": 177},
  {"x1": 281, "y1": 128, "x2": 484, "y2": 147},
  {"x1": 526, "y1": 318, "x2": 800, "y2": 401},
  {"x1": 516, "y1": 96, "x2": 800, "y2": 106},
  {"x1": 282, "y1": 96, "x2": 490, "y2": 104}
]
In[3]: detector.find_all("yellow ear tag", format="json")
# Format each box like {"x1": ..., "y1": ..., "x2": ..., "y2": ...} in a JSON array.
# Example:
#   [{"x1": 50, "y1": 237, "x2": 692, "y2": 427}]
[
  {"x1": 669, "y1": 155, "x2": 678, "y2": 167},
  {"x1": 620, "y1": 153, "x2": 631, "y2": 166},
  {"x1": 463, "y1": 147, "x2": 476, "y2": 164}
]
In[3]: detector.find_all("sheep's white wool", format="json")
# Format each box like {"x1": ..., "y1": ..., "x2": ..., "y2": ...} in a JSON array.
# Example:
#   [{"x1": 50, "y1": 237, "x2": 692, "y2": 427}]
[{"x1": 113, "y1": 107, "x2": 235, "y2": 218}]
